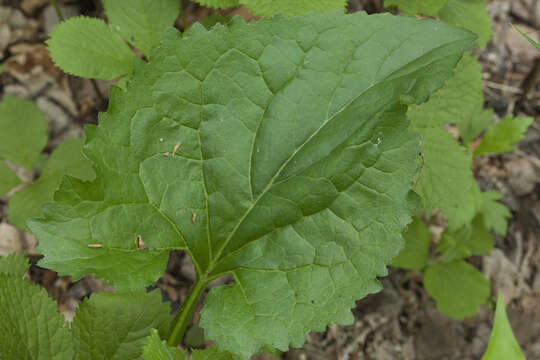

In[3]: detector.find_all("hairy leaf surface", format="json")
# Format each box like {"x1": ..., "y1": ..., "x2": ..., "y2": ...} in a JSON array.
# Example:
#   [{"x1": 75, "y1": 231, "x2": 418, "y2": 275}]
[
  {"x1": 30, "y1": 12, "x2": 474, "y2": 358},
  {"x1": 47, "y1": 17, "x2": 134, "y2": 80},
  {"x1": 72, "y1": 290, "x2": 170, "y2": 360},
  {"x1": 424, "y1": 260, "x2": 489, "y2": 319},
  {"x1": 103, "y1": 0, "x2": 180, "y2": 56}
]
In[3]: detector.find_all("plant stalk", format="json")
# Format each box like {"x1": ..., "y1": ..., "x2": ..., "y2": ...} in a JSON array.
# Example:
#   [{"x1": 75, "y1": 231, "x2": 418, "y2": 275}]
[
  {"x1": 167, "y1": 276, "x2": 208, "y2": 347},
  {"x1": 51, "y1": 0, "x2": 64, "y2": 21}
]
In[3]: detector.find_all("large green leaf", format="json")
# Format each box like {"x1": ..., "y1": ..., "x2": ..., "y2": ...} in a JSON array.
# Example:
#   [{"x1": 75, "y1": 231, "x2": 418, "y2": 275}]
[
  {"x1": 0, "y1": 275, "x2": 73, "y2": 359},
  {"x1": 424, "y1": 260, "x2": 490, "y2": 319},
  {"x1": 47, "y1": 16, "x2": 134, "y2": 80},
  {"x1": 72, "y1": 290, "x2": 171, "y2": 360},
  {"x1": 30, "y1": 12, "x2": 474, "y2": 358},
  {"x1": 8, "y1": 138, "x2": 94, "y2": 231},
  {"x1": 0, "y1": 96, "x2": 48, "y2": 171},
  {"x1": 384, "y1": 0, "x2": 448, "y2": 16},
  {"x1": 103, "y1": 0, "x2": 180, "y2": 56},
  {"x1": 474, "y1": 115, "x2": 533, "y2": 156},
  {"x1": 482, "y1": 295, "x2": 526, "y2": 360}
]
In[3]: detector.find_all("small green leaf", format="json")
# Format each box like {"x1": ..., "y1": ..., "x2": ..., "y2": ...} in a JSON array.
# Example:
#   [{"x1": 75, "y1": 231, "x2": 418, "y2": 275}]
[
  {"x1": 0, "y1": 275, "x2": 73, "y2": 359},
  {"x1": 8, "y1": 138, "x2": 94, "y2": 231},
  {"x1": 0, "y1": 253, "x2": 28, "y2": 277},
  {"x1": 479, "y1": 191, "x2": 510, "y2": 236},
  {"x1": 103, "y1": 0, "x2": 180, "y2": 56},
  {"x1": 482, "y1": 295, "x2": 526, "y2": 360},
  {"x1": 474, "y1": 116, "x2": 533, "y2": 156},
  {"x1": 384, "y1": 0, "x2": 448, "y2": 16},
  {"x1": 439, "y1": 0, "x2": 492, "y2": 47},
  {"x1": 392, "y1": 217, "x2": 431, "y2": 270},
  {"x1": 72, "y1": 290, "x2": 171, "y2": 360},
  {"x1": 0, "y1": 96, "x2": 48, "y2": 171},
  {"x1": 424, "y1": 260, "x2": 490, "y2": 319},
  {"x1": 47, "y1": 16, "x2": 134, "y2": 80},
  {"x1": 0, "y1": 161, "x2": 21, "y2": 197},
  {"x1": 142, "y1": 329, "x2": 185, "y2": 360},
  {"x1": 240, "y1": 0, "x2": 347, "y2": 16},
  {"x1": 512, "y1": 24, "x2": 540, "y2": 51}
]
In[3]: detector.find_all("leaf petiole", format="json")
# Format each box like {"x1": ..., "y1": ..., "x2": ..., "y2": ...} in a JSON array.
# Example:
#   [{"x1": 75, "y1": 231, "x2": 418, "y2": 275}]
[{"x1": 167, "y1": 276, "x2": 209, "y2": 347}]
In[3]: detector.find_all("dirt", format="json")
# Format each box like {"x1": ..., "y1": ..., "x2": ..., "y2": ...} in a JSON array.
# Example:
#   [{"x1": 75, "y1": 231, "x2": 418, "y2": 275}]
[{"x1": 0, "y1": 0, "x2": 538, "y2": 359}]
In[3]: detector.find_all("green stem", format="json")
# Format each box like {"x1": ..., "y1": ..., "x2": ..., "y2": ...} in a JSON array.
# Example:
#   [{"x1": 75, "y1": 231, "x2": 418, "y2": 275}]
[
  {"x1": 167, "y1": 276, "x2": 208, "y2": 347},
  {"x1": 51, "y1": 0, "x2": 64, "y2": 21}
]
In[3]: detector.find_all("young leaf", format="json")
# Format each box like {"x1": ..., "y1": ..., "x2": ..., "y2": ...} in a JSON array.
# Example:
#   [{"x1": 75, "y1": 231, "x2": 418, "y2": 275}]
[
  {"x1": 482, "y1": 295, "x2": 526, "y2": 360},
  {"x1": 103, "y1": 0, "x2": 180, "y2": 56},
  {"x1": 392, "y1": 217, "x2": 431, "y2": 270},
  {"x1": 512, "y1": 24, "x2": 540, "y2": 51},
  {"x1": 72, "y1": 290, "x2": 171, "y2": 360},
  {"x1": 0, "y1": 275, "x2": 73, "y2": 359},
  {"x1": 240, "y1": 0, "x2": 347, "y2": 16},
  {"x1": 47, "y1": 16, "x2": 134, "y2": 80},
  {"x1": 424, "y1": 260, "x2": 490, "y2": 319},
  {"x1": 142, "y1": 329, "x2": 186, "y2": 360},
  {"x1": 408, "y1": 53, "x2": 490, "y2": 230},
  {"x1": 8, "y1": 138, "x2": 94, "y2": 231},
  {"x1": 30, "y1": 12, "x2": 474, "y2": 358},
  {"x1": 0, "y1": 161, "x2": 21, "y2": 197},
  {"x1": 439, "y1": 0, "x2": 492, "y2": 47},
  {"x1": 479, "y1": 191, "x2": 510, "y2": 236},
  {"x1": 0, "y1": 96, "x2": 48, "y2": 171},
  {"x1": 0, "y1": 253, "x2": 28, "y2": 277},
  {"x1": 384, "y1": 0, "x2": 448, "y2": 16},
  {"x1": 474, "y1": 116, "x2": 533, "y2": 156}
]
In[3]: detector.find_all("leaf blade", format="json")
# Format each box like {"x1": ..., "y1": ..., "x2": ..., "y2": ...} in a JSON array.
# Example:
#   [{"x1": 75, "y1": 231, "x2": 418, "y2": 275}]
[{"x1": 47, "y1": 16, "x2": 134, "y2": 80}]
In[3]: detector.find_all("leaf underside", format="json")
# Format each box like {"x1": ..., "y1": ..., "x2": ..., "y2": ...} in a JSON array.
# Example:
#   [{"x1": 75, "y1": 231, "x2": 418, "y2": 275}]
[{"x1": 30, "y1": 12, "x2": 474, "y2": 359}]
